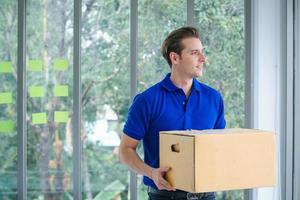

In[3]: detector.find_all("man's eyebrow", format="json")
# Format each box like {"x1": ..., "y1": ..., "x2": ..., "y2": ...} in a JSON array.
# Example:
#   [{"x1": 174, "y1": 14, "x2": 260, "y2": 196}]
[{"x1": 189, "y1": 48, "x2": 205, "y2": 52}]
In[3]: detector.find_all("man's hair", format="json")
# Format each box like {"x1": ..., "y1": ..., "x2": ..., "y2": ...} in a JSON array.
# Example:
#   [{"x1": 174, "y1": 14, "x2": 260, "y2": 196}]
[{"x1": 161, "y1": 26, "x2": 200, "y2": 67}]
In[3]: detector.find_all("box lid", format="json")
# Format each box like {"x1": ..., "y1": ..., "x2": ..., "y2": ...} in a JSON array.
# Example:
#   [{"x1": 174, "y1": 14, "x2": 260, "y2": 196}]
[{"x1": 160, "y1": 128, "x2": 275, "y2": 137}]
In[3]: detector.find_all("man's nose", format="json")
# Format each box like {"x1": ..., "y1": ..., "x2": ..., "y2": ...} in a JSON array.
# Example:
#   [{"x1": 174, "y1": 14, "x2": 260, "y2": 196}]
[{"x1": 199, "y1": 53, "x2": 206, "y2": 62}]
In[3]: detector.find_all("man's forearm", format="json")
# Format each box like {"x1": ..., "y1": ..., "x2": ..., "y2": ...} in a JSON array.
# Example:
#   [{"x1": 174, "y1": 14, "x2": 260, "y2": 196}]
[{"x1": 119, "y1": 146, "x2": 153, "y2": 179}]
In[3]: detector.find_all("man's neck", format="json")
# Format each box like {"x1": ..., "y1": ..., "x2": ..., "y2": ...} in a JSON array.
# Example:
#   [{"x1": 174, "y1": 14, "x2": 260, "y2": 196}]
[{"x1": 170, "y1": 72, "x2": 193, "y2": 97}]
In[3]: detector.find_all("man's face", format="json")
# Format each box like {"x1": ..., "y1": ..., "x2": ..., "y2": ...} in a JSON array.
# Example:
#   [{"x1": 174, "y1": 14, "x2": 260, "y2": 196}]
[{"x1": 172, "y1": 37, "x2": 206, "y2": 78}]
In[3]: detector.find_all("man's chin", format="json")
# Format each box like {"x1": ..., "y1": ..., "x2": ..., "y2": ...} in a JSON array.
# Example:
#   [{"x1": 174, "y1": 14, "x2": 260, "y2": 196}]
[
  {"x1": 194, "y1": 71, "x2": 203, "y2": 77},
  {"x1": 194, "y1": 67, "x2": 203, "y2": 77}
]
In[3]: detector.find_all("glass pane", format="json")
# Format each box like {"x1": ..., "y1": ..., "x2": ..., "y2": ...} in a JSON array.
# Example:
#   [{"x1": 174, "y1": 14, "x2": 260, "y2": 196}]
[
  {"x1": 137, "y1": 0, "x2": 187, "y2": 92},
  {"x1": 0, "y1": 1, "x2": 18, "y2": 199},
  {"x1": 194, "y1": 0, "x2": 245, "y2": 199},
  {"x1": 26, "y1": 0, "x2": 74, "y2": 199},
  {"x1": 81, "y1": 0, "x2": 130, "y2": 199},
  {"x1": 137, "y1": 0, "x2": 187, "y2": 198}
]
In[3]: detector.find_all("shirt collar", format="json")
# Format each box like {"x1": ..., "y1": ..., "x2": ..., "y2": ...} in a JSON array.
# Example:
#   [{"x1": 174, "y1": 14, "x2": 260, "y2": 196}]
[
  {"x1": 161, "y1": 73, "x2": 201, "y2": 92},
  {"x1": 192, "y1": 77, "x2": 201, "y2": 92}
]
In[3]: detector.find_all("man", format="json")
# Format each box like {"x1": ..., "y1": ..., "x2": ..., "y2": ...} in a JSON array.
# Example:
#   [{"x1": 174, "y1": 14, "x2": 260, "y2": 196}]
[{"x1": 119, "y1": 27, "x2": 226, "y2": 200}]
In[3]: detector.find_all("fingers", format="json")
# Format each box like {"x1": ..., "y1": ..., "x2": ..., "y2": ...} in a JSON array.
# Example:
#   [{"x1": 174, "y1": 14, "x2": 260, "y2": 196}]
[
  {"x1": 158, "y1": 176, "x2": 175, "y2": 191},
  {"x1": 153, "y1": 167, "x2": 175, "y2": 191}
]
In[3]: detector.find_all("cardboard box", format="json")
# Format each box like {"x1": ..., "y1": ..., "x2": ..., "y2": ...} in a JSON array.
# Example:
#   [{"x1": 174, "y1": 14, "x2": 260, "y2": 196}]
[{"x1": 159, "y1": 128, "x2": 276, "y2": 193}]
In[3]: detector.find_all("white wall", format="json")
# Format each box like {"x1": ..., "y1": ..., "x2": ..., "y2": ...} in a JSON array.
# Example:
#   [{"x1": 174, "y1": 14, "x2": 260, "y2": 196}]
[
  {"x1": 294, "y1": 0, "x2": 300, "y2": 199},
  {"x1": 252, "y1": 0, "x2": 282, "y2": 199}
]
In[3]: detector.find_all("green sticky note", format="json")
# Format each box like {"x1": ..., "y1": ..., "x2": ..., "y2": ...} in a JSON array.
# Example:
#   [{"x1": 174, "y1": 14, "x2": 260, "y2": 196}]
[
  {"x1": 28, "y1": 60, "x2": 43, "y2": 71},
  {"x1": 29, "y1": 86, "x2": 45, "y2": 98},
  {"x1": 53, "y1": 59, "x2": 68, "y2": 71},
  {"x1": 0, "y1": 92, "x2": 12, "y2": 104},
  {"x1": 53, "y1": 85, "x2": 68, "y2": 97},
  {"x1": 32, "y1": 112, "x2": 47, "y2": 124},
  {"x1": 0, "y1": 120, "x2": 15, "y2": 133},
  {"x1": 0, "y1": 61, "x2": 13, "y2": 73},
  {"x1": 54, "y1": 111, "x2": 68, "y2": 123}
]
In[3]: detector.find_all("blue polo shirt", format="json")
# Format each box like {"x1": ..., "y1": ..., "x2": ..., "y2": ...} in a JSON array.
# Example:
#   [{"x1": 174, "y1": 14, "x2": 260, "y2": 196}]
[{"x1": 123, "y1": 73, "x2": 226, "y2": 189}]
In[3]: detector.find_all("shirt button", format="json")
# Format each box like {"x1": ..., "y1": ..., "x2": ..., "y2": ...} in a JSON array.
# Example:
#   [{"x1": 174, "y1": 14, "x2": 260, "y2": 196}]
[{"x1": 183, "y1": 101, "x2": 185, "y2": 105}]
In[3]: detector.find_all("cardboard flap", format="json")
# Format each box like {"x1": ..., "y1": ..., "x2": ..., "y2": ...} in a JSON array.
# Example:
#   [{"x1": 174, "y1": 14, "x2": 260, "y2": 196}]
[{"x1": 160, "y1": 128, "x2": 275, "y2": 137}]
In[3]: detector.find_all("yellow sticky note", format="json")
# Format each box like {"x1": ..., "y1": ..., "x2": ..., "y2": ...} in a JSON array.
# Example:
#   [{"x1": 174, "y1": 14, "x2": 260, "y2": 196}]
[
  {"x1": 29, "y1": 86, "x2": 45, "y2": 98},
  {"x1": 54, "y1": 111, "x2": 68, "y2": 123},
  {"x1": 32, "y1": 112, "x2": 47, "y2": 124},
  {"x1": 0, "y1": 61, "x2": 13, "y2": 73},
  {"x1": 0, "y1": 92, "x2": 12, "y2": 104},
  {"x1": 53, "y1": 85, "x2": 68, "y2": 97},
  {"x1": 28, "y1": 60, "x2": 43, "y2": 71},
  {"x1": 53, "y1": 59, "x2": 68, "y2": 71},
  {"x1": 0, "y1": 120, "x2": 15, "y2": 133}
]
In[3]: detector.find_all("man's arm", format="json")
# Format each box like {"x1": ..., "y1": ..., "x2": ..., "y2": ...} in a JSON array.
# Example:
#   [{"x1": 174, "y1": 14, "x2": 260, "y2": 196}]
[{"x1": 119, "y1": 133, "x2": 175, "y2": 191}]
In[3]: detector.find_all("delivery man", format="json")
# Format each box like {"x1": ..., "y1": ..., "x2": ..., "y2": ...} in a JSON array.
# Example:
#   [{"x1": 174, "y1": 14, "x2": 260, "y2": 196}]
[{"x1": 119, "y1": 26, "x2": 226, "y2": 200}]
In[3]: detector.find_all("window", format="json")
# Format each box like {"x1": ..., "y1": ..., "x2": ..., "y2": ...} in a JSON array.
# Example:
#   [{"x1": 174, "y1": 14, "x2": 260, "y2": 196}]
[
  {"x1": 81, "y1": 0, "x2": 130, "y2": 199},
  {"x1": 26, "y1": 0, "x2": 74, "y2": 198},
  {"x1": 0, "y1": 1, "x2": 18, "y2": 199},
  {"x1": 4, "y1": 0, "x2": 250, "y2": 199}
]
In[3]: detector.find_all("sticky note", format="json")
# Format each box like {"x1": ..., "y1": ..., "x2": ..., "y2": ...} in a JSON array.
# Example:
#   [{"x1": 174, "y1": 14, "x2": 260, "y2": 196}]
[
  {"x1": 53, "y1": 85, "x2": 68, "y2": 97},
  {"x1": 28, "y1": 60, "x2": 43, "y2": 71},
  {"x1": 32, "y1": 112, "x2": 47, "y2": 124},
  {"x1": 54, "y1": 111, "x2": 68, "y2": 123},
  {"x1": 29, "y1": 86, "x2": 45, "y2": 98},
  {"x1": 0, "y1": 92, "x2": 12, "y2": 104},
  {"x1": 0, "y1": 61, "x2": 12, "y2": 73},
  {"x1": 53, "y1": 59, "x2": 68, "y2": 71},
  {"x1": 0, "y1": 120, "x2": 15, "y2": 133}
]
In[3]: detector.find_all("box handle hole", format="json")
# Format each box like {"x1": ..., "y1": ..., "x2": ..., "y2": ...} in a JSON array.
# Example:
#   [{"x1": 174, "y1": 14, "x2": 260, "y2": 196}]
[{"x1": 171, "y1": 143, "x2": 180, "y2": 153}]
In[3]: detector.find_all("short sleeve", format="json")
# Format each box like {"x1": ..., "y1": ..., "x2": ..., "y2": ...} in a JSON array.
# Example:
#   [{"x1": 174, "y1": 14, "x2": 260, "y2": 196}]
[
  {"x1": 214, "y1": 93, "x2": 226, "y2": 129},
  {"x1": 123, "y1": 94, "x2": 150, "y2": 140}
]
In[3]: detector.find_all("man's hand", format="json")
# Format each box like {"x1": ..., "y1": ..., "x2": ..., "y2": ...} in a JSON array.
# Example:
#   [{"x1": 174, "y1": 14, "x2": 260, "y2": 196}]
[
  {"x1": 119, "y1": 134, "x2": 175, "y2": 191},
  {"x1": 151, "y1": 167, "x2": 175, "y2": 191}
]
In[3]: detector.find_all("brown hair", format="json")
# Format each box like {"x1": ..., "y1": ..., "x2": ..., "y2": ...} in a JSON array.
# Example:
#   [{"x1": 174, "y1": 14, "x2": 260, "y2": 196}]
[{"x1": 161, "y1": 26, "x2": 200, "y2": 67}]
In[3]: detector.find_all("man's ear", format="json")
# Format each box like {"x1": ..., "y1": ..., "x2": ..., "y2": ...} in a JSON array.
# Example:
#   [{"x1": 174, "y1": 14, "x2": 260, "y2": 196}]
[{"x1": 170, "y1": 52, "x2": 180, "y2": 65}]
